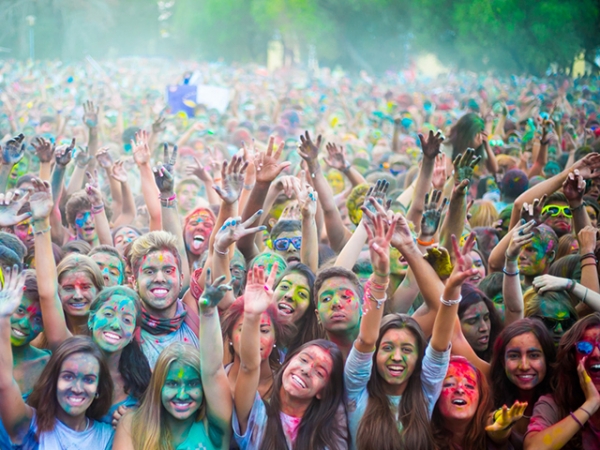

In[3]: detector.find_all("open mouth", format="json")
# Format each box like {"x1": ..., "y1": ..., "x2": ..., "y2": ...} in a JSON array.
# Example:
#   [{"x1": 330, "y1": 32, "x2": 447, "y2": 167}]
[
  {"x1": 286, "y1": 256, "x2": 300, "y2": 264},
  {"x1": 192, "y1": 235, "x2": 205, "y2": 250},
  {"x1": 478, "y1": 335, "x2": 489, "y2": 344},
  {"x1": 291, "y1": 374, "x2": 307, "y2": 389},
  {"x1": 590, "y1": 364, "x2": 600, "y2": 373},
  {"x1": 84, "y1": 227, "x2": 95, "y2": 233},
  {"x1": 171, "y1": 400, "x2": 193, "y2": 411},
  {"x1": 452, "y1": 399, "x2": 467, "y2": 406},
  {"x1": 387, "y1": 364, "x2": 405, "y2": 377},
  {"x1": 68, "y1": 301, "x2": 88, "y2": 309},
  {"x1": 150, "y1": 287, "x2": 169, "y2": 298},
  {"x1": 11, "y1": 328, "x2": 28, "y2": 338},
  {"x1": 67, "y1": 395, "x2": 87, "y2": 406},
  {"x1": 102, "y1": 331, "x2": 121, "y2": 344},
  {"x1": 278, "y1": 303, "x2": 295, "y2": 315}
]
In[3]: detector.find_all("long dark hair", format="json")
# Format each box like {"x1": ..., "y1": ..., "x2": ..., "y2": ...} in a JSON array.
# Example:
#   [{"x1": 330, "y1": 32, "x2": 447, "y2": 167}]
[
  {"x1": 261, "y1": 339, "x2": 347, "y2": 450},
  {"x1": 431, "y1": 357, "x2": 493, "y2": 450},
  {"x1": 551, "y1": 313, "x2": 600, "y2": 450},
  {"x1": 448, "y1": 113, "x2": 485, "y2": 160},
  {"x1": 356, "y1": 314, "x2": 434, "y2": 450},
  {"x1": 490, "y1": 318, "x2": 556, "y2": 409},
  {"x1": 88, "y1": 286, "x2": 151, "y2": 400},
  {"x1": 27, "y1": 336, "x2": 113, "y2": 435},
  {"x1": 458, "y1": 283, "x2": 503, "y2": 362},
  {"x1": 275, "y1": 264, "x2": 325, "y2": 355}
]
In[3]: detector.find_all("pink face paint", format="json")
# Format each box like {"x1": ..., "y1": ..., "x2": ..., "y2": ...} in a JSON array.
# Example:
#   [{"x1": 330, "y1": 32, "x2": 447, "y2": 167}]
[{"x1": 438, "y1": 361, "x2": 479, "y2": 421}]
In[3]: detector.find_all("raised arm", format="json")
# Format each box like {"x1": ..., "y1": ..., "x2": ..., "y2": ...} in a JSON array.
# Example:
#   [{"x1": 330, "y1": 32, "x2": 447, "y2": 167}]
[
  {"x1": 295, "y1": 173, "x2": 319, "y2": 272},
  {"x1": 0, "y1": 134, "x2": 26, "y2": 193},
  {"x1": 198, "y1": 269, "x2": 234, "y2": 449},
  {"x1": 324, "y1": 143, "x2": 366, "y2": 187},
  {"x1": 82, "y1": 100, "x2": 100, "y2": 163},
  {"x1": 563, "y1": 170, "x2": 591, "y2": 234},
  {"x1": 84, "y1": 170, "x2": 113, "y2": 247},
  {"x1": 234, "y1": 265, "x2": 278, "y2": 434},
  {"x1": 66, "y1": 146, "x2": 92, "y2": 198},
  {"x1": 96, "y1": 148, "x2": 123, "y2": 218},
  {"x1": 298, "y1": 132, "x2": 351, "y2": 253},
  {"x1": 32, "y1": 136, "x2": 55, "y2": 182},
  {"x1": 48, "y1": 143, "x2": 74, "y2": 245},
  {"x1": 132, "y1": 130, "x2": 162, "y2": 232},
  {"x1": 184, "y1": 156, "x2": 221, "y2": 208},
  {"x1": 533, "y1": 274, "x2": 600, "y2": 313},
  {"x1": 577, "y1": 226, "x2": 600, "y2": 295},
  {"x1": 110, "y1": 160, "x2": 136, "y2": 227},
  {"x1": 0, "y1": 268, "x2": 33, "y2": 445}
]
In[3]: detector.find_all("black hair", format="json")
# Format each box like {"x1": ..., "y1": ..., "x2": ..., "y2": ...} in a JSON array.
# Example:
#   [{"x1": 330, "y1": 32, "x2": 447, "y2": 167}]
[{"x1": 270, "y1": 219, "x2": 302, "y2": 241}]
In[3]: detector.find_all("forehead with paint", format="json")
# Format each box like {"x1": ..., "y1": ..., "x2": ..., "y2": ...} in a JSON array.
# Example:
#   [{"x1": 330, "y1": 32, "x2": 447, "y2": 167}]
[
  {"x1": 113, "y1": 227, "x2": 140, "y2": 250},
  {"x1": 438, "y1": 359, "x2": 480, "y2": 420}
]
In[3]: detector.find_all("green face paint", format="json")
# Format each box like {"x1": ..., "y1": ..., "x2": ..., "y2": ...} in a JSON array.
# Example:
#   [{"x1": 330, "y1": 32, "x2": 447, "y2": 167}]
[
  {"x1": 10, "y1": 296, "x2": 43, "y2": 346},
  {"x1": 252, "y1": 252, "x2": 286, "y2": 278},
  {"x1": 537, "y1": 300, "x2": 575, "y2": 344},
  {"x1": 274, "y1": 273, "x2": 311, "y2": 323},
  {"x1": 375, "y1": 328, "x2": 419, "y2": 393},
  {"x1": 491, "y1": 293, "x2": 505, "y2": 323},
  {"x1": 317, "y1": 277, "x2": 361, "y2": 335},
  {"x1": 90, "y1": 294, "x2": 137, "y2": 353},
  {"x1": 161, "y1": 361, "x2": 203, "y2": 421},
  {"x1": 518, "y1": 235, "x2": 550, "y2": 276},
  {"x1": 56, "y1": 353, "x2": 100, "y2": 417}
]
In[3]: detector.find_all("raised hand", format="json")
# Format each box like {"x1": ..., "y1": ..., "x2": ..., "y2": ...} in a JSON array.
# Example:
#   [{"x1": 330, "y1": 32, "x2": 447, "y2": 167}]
[
  {"x1": 73, "y1": 145, "x2": 92, "y2": 169},
  {"x1": 213, "y1": 154, "x2": 248, "y2": 204},
  {"x1": 573, "y1": 152, "x2": 600, "y2": 180},
  {"x1": 361, "y1": 201, "x2": 398, "y2": 276},
  {"x1": 562, "y1": 170, "x2": 586, "y2": 205},
  {"x1": 153, "y1": 144, "x2": 177, "y2": 194},
  {"x1": 280, "y1": 201, "x2": 301, "y2": 221},
  {"x1": 324, "y1": 142, "x2": 349, "y2": 171},
  {"x1": 254, "y1": 137, "x2": 290, "y2": 183},
  {"x1": 0, "y1": 265, "x2": 26, "y2": 317},
  {"x1": 447, "y1": 232, "x2": 478, "y2": 289},
  {"x1": 578, "y1": 225, "x2": 597, "y2": 255},
  {"x1": 32, "y1": 137, "x2": 55, "y2": 163},
  {"x1": 110, "y1": 160, "x2": 128, "y2": 184},
  {"x1": 453, "y1": 148, "x2": 481, "y2": 185},
  {"x1": 420, "y1": 190, "x2": 448, "y2": 239},
  {"x1": 132, "y1": 130, "x2": 151, "y2": 166},
  {"x1": 0, "y1": 189, "x2": 31, "y2": 227},
  {"x1": 451, "y1": 179, "x2": 470, "y2": 202},
  {"x1": 243, "y1": 264, "x2": 278, "y2": 315},
  {"x1": 85, "y1": 170, "x2": 104, "y2": 207},
  {"x1": 578, "y1": 356, "x2": 600, "y2": 413},
  {"x1": 29, "y1": 178, "x2": 54, "y2": 220},
  {"x1": 419, "y1": 130, "x2": 445, "y2": 159},
  {"x1": 520, "y1": 195, "x2": 548, "y2": 225},
  {"x1": 199, "y1": 268, "x2": 232, "y2": 309},
  {"x1": 531, "y1": 275, "x2": 572, "y2": 294},
  {"x1": 485, "y1": 401, "x2": 528, "y2": 432},
  {"x1": 506, "y1": 219, "x2": 536, "y2": 259},
  {"x1": 161, "y1": 143, "x2": 177, "y2": 173},
  {"x1": 214, "y1": 211, "x2": 266, "y2": 253},
  {"x1": 364, "y1": 179, "x2": 390, "y2": 213},
  {"x1": 96, "y1": 147, "x2": 114, "y2": 170},
  {"x1": 432, "y1": 153, "x2": 447, "y2": 190},
  {"x1": 2, "y1": 133, "x2": 26, "y2": 165},
  {"x1": 54, "y1": 139, "x2": 74, "y2": 167},
  {"x1": 274, "y1": 175, "x2": 301, "y2": 199},
  {"x1": 151, "y1": 116, "x2": 166, "y2": 134},
  {"x1": 294, "y1": 171, "x2": 318, "y2": 218},
  {"x1": 298, "y1": 131, "x2": 322, "y2": 169},
  {"x1": 82, "y1": 100, "x2": 99, "y2": 128},
  {"x1": 185, "y1": 157, "x2": 214, "y2": 183}
]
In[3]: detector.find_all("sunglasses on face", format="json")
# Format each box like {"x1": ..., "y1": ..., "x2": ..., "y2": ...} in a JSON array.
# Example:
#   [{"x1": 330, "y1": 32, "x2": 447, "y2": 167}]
[
  {"x1": 575, "y1": 340, "x2": 600, "y2": 356},
  {"x1": 535, "y1": 316, "x2": 576, "y2": 331},
  {"x1": 541, "y1": 204, "x2": 572, "y2": 218},
  {"x1": 273, "y1": 237, "x2": 302, "y2": 251}
]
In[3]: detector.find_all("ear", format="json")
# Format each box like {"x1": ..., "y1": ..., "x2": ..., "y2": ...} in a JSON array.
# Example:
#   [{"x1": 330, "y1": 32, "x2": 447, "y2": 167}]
[
  {"x1": 547, "y1": 250, "x2": 556, "y2": 264},
  {"x1": 87, "y1": 314, "x2": 94, "y2": 331},
  {"x1": 314, "y1": 308, "x2": 321, "y2": 324},
  {"x1": 268, "y1": 217, "x2": 277, "y2": 229}
]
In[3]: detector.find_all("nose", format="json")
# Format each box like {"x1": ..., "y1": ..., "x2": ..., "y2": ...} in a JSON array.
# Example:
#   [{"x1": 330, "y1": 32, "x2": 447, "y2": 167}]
[
  {"x1": 554, "y1": 321, "x2": 564, "y2": 334},
  {"x1": 331, "y1": 296, "x2": 342, "y2": 309},
  {"x1": 478, "y1": 319, "x2": 489, "y2": 333},
  {"x1": 392, "y1": 347, "x2": 402, "y2": 361},
  {"x1": 520, "y1": 355, "x2": 530, "y2": 370},
  {"x1": 154, "y1": 270, "x2": 166, "y2": 283},
  {"x1": 109, "y1": 317, "x2": 120, "y2": 330},
  {"x1": 177, "y1": 385, "x2": 190, "y2": 400},
  {"x1": 73, "y1": 287, "x2": 84, "y2": 299},
  {"x1": 71, "y1": 379, "x2": 84, "y2": 393},
  {"x1": 455, "y1": 383, "x2": 465, "y2": 394}
]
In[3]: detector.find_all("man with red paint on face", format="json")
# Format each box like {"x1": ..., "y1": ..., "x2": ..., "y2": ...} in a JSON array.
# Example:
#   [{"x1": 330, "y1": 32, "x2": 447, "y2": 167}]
[
  {"x1": 183, "y1": 207, "x2": 216, "y2": 270},
  {"x1": 129, "y1": 230, "x2": 200, "y2": 368}
]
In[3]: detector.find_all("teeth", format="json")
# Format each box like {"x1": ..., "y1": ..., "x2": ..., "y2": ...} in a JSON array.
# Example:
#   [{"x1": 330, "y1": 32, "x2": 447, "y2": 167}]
[
  {"x1": 193, "y1": 235, "x2": 205, "y2": 242},
  {"x1": 518, "y1": 375, "x2": 534, "y2": 379},
  {"x1": 388, "y1": 365, "x2": 404, "y2": 371},
  {"x1": 278, "y1": 303, "x2": 294, "y2": 314},
  {"x1": 452, "y1": 399, "x2": 467, "y2": 405},
  {"x1": 173, "y1": 401, "x2": 191, "y2": 407},
  {"x1": 12, "y1": 328, "x2": 25, "y2": 337},
  {"x1": 69, "y1": 397, "x2": 85, "y2": 405},
  {"x1": 152, "y1": 288, "x2": 168, "y2": 296},
  {"x1": 291, "y1": 374, "x2": 306, "y2": 388},
  {"x1": 591, "y1": 364, "x2": 600, "y2": 370},
  {"x1": 103, "y1": 332, "x2": 121, "y2": 342},
  {"x1": 70, "y1": 302, "x2": 86, "y2": 308}
]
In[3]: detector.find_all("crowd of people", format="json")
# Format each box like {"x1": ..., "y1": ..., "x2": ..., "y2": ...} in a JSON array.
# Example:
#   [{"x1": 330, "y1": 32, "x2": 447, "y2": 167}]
[{"x1": 0, "y1": 58, "x2": 599, "y2": 449}]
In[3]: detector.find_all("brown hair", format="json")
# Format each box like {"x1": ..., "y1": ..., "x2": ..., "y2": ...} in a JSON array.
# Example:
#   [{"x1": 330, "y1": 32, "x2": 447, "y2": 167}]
[
  {"x1": 129, "y1": 230, "x2": 182, "y2": 276},
  {"x1": 27, "y1": 336, "x2": 113, "y2": 435},
  {"x1": 65, "y1": 191, "x2": 92, "y2": 228}
]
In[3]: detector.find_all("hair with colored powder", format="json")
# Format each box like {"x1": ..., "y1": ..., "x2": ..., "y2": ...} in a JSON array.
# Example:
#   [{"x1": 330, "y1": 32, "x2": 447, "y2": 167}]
[
  {"x1": 62, "y1": 239, "x2": 92, "y2": 256},
  {"x1": 543, "y1": 191, "x2": 569, "y2": 207},
  {"x1": 130, "y1": 343, "x2": 205, "y2": 450},
  {"x1": 27, "y1": 336, "x2": 113, "y2": 436},
  {"x1": 500, "y1": 169, "x2": 529, "y2": 201},
  {"x1": 550, "y1": 313, "x2": 600, "y2": 450},
  {"x1": 478, "y1": 272, "x2": 503, "y2": 300},
  {"x1": 88, "y1": 245, "x2": 127, "y2": 282},
  {"x1": 532, "y1": 224, "x2": 558, "y2": 256},
  {"x1": 88, "y1": 286, "x2": 151, "y2": 400},
  {"x1": 261, "y1": 339, "x2": 347, "y2": 450},
  {"x1": 356, "y1": 313, "x2": 433, "y2": 450},
  {"x1": 270, "y1": 219, "x2": 302, "y2": 241},
  {"x1": 431, "y1": 356, "x2": 493, "y2": 450},
  {"x1": 490, "y1": 318, "x2": 555, "y2": 410},
  {"x1": 473, "y1": 227, "x2": 499, "y2": 264},
  {"x1": 57, "y1": 253, "x2": 104, "y2": 294},
  {"x1": 524, "y1": 290, "x2": 578, "y2": 321},
  {"x1": 555, "y1": 235, "x2": 579, "y2": 262},
  {"x1": 65, "y1": 191, "x2": 92, "y2": 228},
  {"x1": 447, "y1": 113, "x2": 485, "y2": 160},
  {"x1": 469, "y1": 200, "x2": 499, "y2": 230},
  {"x1": 346, "y1": 183, "x2": 370, "y2": 225},
  {"x1": 314, "y1": 266, "x2": 364, "y2": 303},
  {"x1": 130, "y1": 230, "x2": 182, "y2": 276}
]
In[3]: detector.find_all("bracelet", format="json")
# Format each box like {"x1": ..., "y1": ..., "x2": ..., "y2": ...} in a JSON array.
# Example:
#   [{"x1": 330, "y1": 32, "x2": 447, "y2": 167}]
[
  {"x1": 570, "y1": 412, "x2": 584, "y2": 428},
  {"x1": 373, "y1": 270, "x2": 390, "y2": 278},
  {"x1": 91, "y1": 204, "x2": 105, "y2": 215},
  {"x1": 417, "y1": 237, "x2": 435, "y2": 246},
  {"x1": 580, "y1": 253, "x2": 597, "y2": 262},
  {"x1": 505, "y1": 250, "x2": 518, "y2": 261},
  {"x1": 581, "y1": 262, "x2": 597, "y2": 269},
  {"x1": 502, "y1": 268, "x2": 520, "y2": 277},
  {"x1": 371, "y1": 281, "x2": 389, "y2": 291},
  {"x1": 580, "y1": 407, "x2": 592, "y2": 418},
  {"x1": 190, "y1": 268, "x2": 204, "y2": 301},
  {"x1": 32, "y1": 224, "x2": 51, "y2": 235},
  {"x1": 159, "y1": 193, "x2": 177, "y2": 202},
  {"x1": 342, "y1": 162, "x2": 351, "y2": 173},
  {"x1": 243, "y1": 183, "x2": 255, "y2": 191},
  {"x1": 440, "y1": 294, "x2": 462, "y2": 307},
  {"x1": 160, "y1": 200, "x2": 177, "y2": 208},
  {"x1": 571, "y1": 203, "x2": 585, "y2": 212},
  {"x1": 582, "y1": 288, "x2": 589, "y2": 305},
  {"x1": 368, "y1": 292, "x2": 387, "y2": 309},
  {"x1": 566, "y1": 279, "x2": 576, "y2": 293},
  {"x1": 214, "y1": 246, "x2": 229, "y2": 256}
]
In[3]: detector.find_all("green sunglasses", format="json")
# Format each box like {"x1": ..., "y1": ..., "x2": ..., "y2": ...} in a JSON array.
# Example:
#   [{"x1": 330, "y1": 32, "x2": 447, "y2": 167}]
[{"x1": 541, "y1": 204, "x2": 572, "y2": 218}]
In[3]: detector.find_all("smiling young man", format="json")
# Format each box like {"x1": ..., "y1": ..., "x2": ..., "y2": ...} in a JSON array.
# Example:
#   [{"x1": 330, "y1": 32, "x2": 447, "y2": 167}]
[
  {"x1": 65, "y1": 192, "x2": 99, "y2": 248},
  {"x1": 130, "y1": 230, "x2": 199, "y2": 368}
]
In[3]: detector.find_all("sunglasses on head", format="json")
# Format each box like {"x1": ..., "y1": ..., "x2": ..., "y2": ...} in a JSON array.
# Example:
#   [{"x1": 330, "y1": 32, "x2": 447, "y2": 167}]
[
  {"x1": 576, "y1": 340, "x2": 600, "y2": 356},
  {"x1": 273, "y1": 237, "x2": 302, "y2": 252},
  {"x1": 541, "y1": 204, "x2": 572, "y2": 218},
  {"x1": 535, "y1": 316, "x2": 576, "y2": 331}
]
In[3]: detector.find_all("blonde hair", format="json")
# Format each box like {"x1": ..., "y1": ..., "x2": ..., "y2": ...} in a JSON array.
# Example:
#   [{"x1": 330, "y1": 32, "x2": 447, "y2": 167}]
[
  {"x1": 130, "y1": 231, "x2": 182, "y2": 276},
  {"x1": 130, "y1": 343, "x2": 204, "y2": 450},
  {"x1": 469, "y1": 200, "x2": 499, "y2": 228},
  {"x1": 57, "y1": 253, "x2": 104, "y2": 292},
  {"x1": 496, "y1": 154, "x2": 518, "y2": 173}
]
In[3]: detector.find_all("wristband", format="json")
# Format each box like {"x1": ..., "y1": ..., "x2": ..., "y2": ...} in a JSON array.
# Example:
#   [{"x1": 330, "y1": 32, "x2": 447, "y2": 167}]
[
  {"x1": 502, "y1": 268, "x2": 520, "y2": 277},
  {"x1": 364, "y1": 280, "x2": 388, "y2": 310},
  {"x1": 159, "y1": 193, "x2": 177, "y2": 202},
  {"x1": 570, "y1": 412, "x2": 584, "y2": 428},
  {"x1": 440, "y1": 294, "x2": 462, "y2": 307},
  {"x1": 243, "y1": 183, "x2": 255, "y2": 191},
  {"x1": 417, "y1": 237, "x2": 435, "y2": 246},
  {"x1": 190, "y1": 268, "x2": 204, "y2": 301},
  {"x1": 214, "y1": 246, "x2": 229, "y2": 256},
  {"x1": 580, "y1": 253, "x2": 597, "y2": 262},
  {"x1": 571, "y1": 203, "x2": 585, "y2": 212},
  {"x1": 342, "y1": 162, "x2": 351, "y2": 173},
  {"x1": 581, "y1": 262, "x2": 597, "y2": 269},
  {"x1": 32, "y1": 224, "x2": 51, "y2": 235},
  {"x1": 91, "y1": 204, "x2": 105, "y2": 215},
  {"x1": 566, "y1": 279, "x2": 576, "y2": 293},
  {"x1": 505, "y1": 250, "x2": 518, "y2": 261},
  {"x1": 373, "y1": 270, "x2": 390, "y2": 279},
  {"x1": 580, "y1": 407, "x2": 592, "y2": 418}
]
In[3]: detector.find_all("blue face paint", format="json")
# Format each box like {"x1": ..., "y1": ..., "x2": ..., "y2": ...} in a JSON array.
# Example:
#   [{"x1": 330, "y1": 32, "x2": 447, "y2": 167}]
[{"x1": 75, "y1": 211, "x2": 92, "y2": 229}]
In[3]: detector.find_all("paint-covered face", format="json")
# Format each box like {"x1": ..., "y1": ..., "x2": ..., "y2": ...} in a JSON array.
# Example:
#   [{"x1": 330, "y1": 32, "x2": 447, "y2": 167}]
[
  {"x1": 74, "y1": 210, "x2": 96, "y2": 243},
  {"x1": 491, "y1": 293, "x2": 505, "y2": 322},
  {"x1": 460, "y1": 301, "x2": 491, "y2": 352},
  {"x1": 519, "y1": 235, "x2": 551, "y2": 277},
  {"x1": 272, "y1": 231, "x2": 302, "y2": 265},
  {"x1": 161, "y1": 361, "x2": 203, "y2": 420},
  {"x1": 504, "y1": 332, "x2": 546, "y2": 391},
  {"x1": 586, "y1": 206, "x2": 598, "y2": 228},
  {"x1": 275, "y1": 273, "x2": 311, "y2": 323},
  {"x1": 281, "y1": 345, "x2": 333, "y2": 400},
  {"x1": 575, "y1": 326, "x2": 600, "y2": 390},
  {"x1": 91, "y1": 252, "x2": 123, "y2": 287},
  {"x1": 113, "y1": 227, "x2": 140, "y2": 255},
  {"x1": 89, "y1": 294, "x2": 136, "y2": 353},
  {"x1": 316, "y1": 276, "x2": 361, "y2": 334},
  {"x1": 251, "y1": 253, "x2": 286, "y2": 278},
  {"x1": 136, "y1": 250, "x2": 182, "y2": 314},
  {"x1": 389, "y1": 247, "x2": 408, "y2": 278},
  {"x1": 10, "y1": 296, "x2": 43, "y2": 346},
  {"x1": 326, "y1": 170, "x2": 345, "y2": 195},
  {"x1": 438, "y1": 362, "x2": 480, "y2": 421},
  {"x1": 537, "y1": 301, "x2": 576, "y2": 345},
  {"x1": 375, "y1": 328, "x2": 419, "y2": 391},
  {"x1": 469, "y1": 251, "x2": 486, "y2": 285},
  {"x1": 231, "y1": 312, "x2": 276, "y2": 361},
  {"x1": 184, "y1": 209, "x2": 215, "y2": 256},
  {"x1": 14, "y1": 218, "x2": 34, "y2": 253},
  {"x1": 230, "y1": 256, "x2": 246, "y2": 297},
  {"x1": 543, "y1": 202, "x2": 572, "y2": 237},
  {"x1": 177, "y1": 182, "x2": 200, "y2": 214},
  {"x1": 56, "y1": 353, "x2": 100, "y2": 417},
  {"x1": 59, "y1": 271, "x2": 99, "y2": 318}
]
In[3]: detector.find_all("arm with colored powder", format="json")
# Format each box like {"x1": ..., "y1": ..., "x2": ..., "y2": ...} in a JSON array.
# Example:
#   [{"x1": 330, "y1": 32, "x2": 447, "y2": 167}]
[
  {"x1": 439, "y1": 179, "x2": 469, "y2": 262},
  {"x1": 392, "y1": 119, "x2": 401, "y2": 153},
  {"x1": 132, "y1": 130, "x2": 162, "y2": 232},
  {"x1": 198, "y1": 269, "x2": 233, "y2": 449},
  {"x1": 66, "y1": 146, "x2": 92, "y2": 198},
  {"x1": 84, "y1": 170, "x2": 113, "y2": 247},
  {"x1": 563, "y1": 170, "x2": 591, "y2": 234},
  {"x1": 82, "y1": 100, "x2": 100, "y2": 165},
  {"x1": 528, "y1": 124, "x2": 551, "y2": 178},
  {"x1": 298, "y1": 132, "x2": 352, "y2": 253},
  {"x1": 48, "y1": 143, "x2": 74, "y2": 245},
  {"x1": 390, "y1": 268, "x2": 419, "y2": 314},
  {"x1": 532, "y1": 275, "x2": 600, "y2": 313},
  {"x1": 184, "y1": 155, "x2": 221, "y2": 208},
  {"x1": 0, "y1": 268, "x2": 34, "y2": 445},
  {"x1": 0, "y1": 134, "x2": 26, "y2": 193},
  {"x1": 32, "y1": 137, "x2": 55, "y2": 181},
  {"x1": 235, "y1": 265, "x2": 278, "y2": 434}
]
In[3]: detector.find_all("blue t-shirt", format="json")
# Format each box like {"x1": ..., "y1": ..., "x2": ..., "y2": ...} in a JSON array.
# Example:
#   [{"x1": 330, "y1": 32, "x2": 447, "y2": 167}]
[
  {"x1": 344, "y1": 343, "x2": 450, "y2": 450},
  {"x1": 99, "y1": 394, "x2": 138, "y2": 424},
  {"x1": 140, "y1": 321, "x2": 199, "y2": 369}
]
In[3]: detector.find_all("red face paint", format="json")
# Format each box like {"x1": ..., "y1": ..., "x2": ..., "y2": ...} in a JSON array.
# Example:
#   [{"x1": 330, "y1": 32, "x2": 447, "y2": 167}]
[{"x1": 438, "y1": 361, "x2": 479, "y2": 421}]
